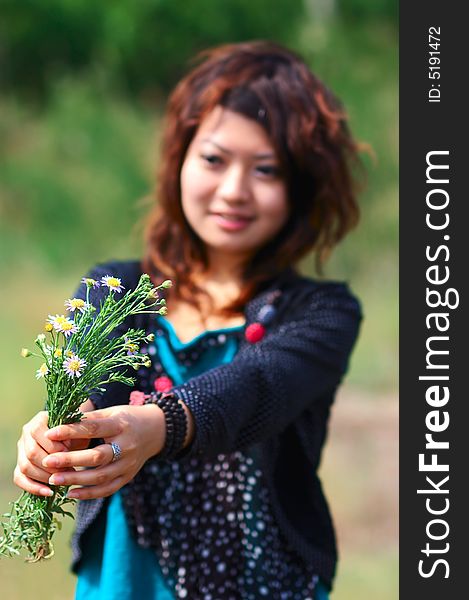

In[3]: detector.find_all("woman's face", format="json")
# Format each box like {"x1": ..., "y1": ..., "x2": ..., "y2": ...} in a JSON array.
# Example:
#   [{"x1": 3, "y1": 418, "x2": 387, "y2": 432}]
[{"x1": 180, "y1": 107, "x2": 289, "y2": 265}]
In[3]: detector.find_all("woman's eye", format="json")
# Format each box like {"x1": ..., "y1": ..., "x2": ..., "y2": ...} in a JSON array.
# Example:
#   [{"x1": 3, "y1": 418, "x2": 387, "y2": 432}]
[
  {"x1": 255, "y1": 165, "x2": 281, "y2": 178},
  {"x1": 201, "y1": 154, "x2": 223, "y2": 166}
]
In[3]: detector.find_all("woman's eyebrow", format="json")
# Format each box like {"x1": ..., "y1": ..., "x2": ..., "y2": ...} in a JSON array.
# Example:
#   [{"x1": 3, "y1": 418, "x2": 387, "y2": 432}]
[{"x1": 200, "y1": 138, "x2": 275, "y2": 160}]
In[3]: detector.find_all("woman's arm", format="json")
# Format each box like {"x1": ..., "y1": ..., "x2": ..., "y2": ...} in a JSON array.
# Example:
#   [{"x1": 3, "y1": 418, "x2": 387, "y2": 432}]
[
  {"x1": 173, "y1": 282, "x2": 362, "y2": 458},
  {"x1": 15, "y1": 270, "x2": 358, "y2": 498}
]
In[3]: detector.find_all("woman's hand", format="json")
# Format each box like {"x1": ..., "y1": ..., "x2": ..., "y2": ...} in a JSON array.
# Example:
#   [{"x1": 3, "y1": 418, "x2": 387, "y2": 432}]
[
  {"x1": 42, "y1": 404, "x2": 165, "y2": 500},
  {"x1": 13, "y1": 411, "x2": 78, "y2": 497}
]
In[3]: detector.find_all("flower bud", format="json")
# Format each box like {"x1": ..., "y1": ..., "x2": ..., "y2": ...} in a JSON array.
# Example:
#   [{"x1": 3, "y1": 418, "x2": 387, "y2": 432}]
[
  {"x1": 44, "y1": 323, "x2": 53, "y2": 332},
  {"x1": 159, "y1": 306, "x2": 168, "y2": 316},
  {"x1": 161, "y1": 280, "x2": 172, "y2": 289},
  {"x1": 83, "y1": 277, "x2": 98, "y2": 288},
  {"x1": 143, "y1": 359, "x2": 152, "y2": 368},
  {"x1": 147, "y1": 288, "x2": 159, "y2": 300},
  {"x1": 21, "y1": 348, "x2": 32, "y2": 358},
  {"x1": 36, "y1": 334, "x2": 46, "y2": 344},
  {"x1": 146, "y1": 333, "x2": 155, "y2": 342}
]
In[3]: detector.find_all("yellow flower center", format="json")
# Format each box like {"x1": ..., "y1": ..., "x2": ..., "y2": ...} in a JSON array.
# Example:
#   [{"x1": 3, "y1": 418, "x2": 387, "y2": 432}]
[
  {"x1": 107, "y1": 277, "x2": 121, "y2": 288},
  {"x1": 54, "y1": 349, "x2": 63, "y2": 358},
  {"x1": 70, "y1": 299, "x2": 85, "y2": 309},
  {"x1": 68, "y1": 359, "x2": 81, "y2": 372},
  {"x1": 61, "y1": 321, "x2": 74, "y2": 331},
  {"x1": 39, "y1": 364, "x2": 48, "y2": 375}
]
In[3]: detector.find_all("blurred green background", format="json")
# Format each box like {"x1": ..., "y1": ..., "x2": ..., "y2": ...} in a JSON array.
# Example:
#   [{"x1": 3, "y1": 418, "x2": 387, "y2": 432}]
[{"x1": 0, "y1": 1, "x2": 398, "y2": 598}]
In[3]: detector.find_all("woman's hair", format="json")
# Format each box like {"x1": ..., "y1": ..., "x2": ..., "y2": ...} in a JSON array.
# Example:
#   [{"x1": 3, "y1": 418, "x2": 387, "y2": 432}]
[{"x1": 143, "y1": 40, "x2": 362, "y2": 314}]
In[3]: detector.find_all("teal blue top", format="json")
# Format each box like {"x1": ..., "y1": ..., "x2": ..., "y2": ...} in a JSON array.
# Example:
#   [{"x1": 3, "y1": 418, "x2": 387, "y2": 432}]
[
  {"x1": 154, "y1": 317, "x2": 241, "y2": 386},
  {"x1": 75, "y1": 317, "x2": 330, "y2": 599}
]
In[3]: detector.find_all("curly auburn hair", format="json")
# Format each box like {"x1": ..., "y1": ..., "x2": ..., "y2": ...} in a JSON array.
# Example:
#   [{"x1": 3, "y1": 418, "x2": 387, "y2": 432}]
[{"x1": 142, "y1": 40, "x2": 362, "y2": 314}]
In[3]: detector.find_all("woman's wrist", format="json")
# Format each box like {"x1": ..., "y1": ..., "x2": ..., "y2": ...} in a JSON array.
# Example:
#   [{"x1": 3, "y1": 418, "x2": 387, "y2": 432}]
[
  {"x1": 143, "y1": 392, "x2": 195, "y2": 459},
  {"x1": 129, "y1": 391, "x2": 195, "y2": 459},
  {"x1": 139, "y1": 404, "x2": 167, "y2": 459}
]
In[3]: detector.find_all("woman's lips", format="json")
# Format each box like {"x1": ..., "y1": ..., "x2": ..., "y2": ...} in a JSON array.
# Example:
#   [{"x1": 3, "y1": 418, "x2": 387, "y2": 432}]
[{"x1": 211, "y1": 212, "x2": 254, "y2": 232}]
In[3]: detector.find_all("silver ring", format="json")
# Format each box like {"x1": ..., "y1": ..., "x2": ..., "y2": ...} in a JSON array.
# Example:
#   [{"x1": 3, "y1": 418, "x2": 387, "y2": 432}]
[{"x1": 110, "y1": 442, "x2": 122, "y2": 462}]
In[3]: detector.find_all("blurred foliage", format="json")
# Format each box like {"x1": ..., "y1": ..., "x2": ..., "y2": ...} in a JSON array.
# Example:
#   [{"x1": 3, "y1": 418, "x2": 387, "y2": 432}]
[
  {"x1": 338, "y1": 0, "x2": 397, "y2": 21},
  {"x1": 0, "y1": 80, "x2": 153, "y2": 270},
  {"x1": 0, "y1": 0, "x2": 304, "y2": 100},
  {"x1": 0, "y1": 1, "x2": 398, "y2": 100}
]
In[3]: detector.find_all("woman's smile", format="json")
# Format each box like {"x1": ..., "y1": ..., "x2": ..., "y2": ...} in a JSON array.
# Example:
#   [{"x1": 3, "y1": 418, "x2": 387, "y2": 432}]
[{"x1": 210, "y1": 211, "x2": 255, "y2": 232}]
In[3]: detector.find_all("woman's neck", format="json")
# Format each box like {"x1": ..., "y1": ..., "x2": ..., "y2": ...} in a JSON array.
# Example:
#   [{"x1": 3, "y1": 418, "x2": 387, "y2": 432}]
[
  {"x1": 164, "y1": 264, "x2": 246, "y2": 341},
  {"x1": 206, "y1": 250, "x2": 247, "y2": 281},
  {"x1": 191, "y1": 251, "x2": 247, "y2": 309},
  {"x1": 191, "y1": 272, "x2": 243, "y2": 311}
]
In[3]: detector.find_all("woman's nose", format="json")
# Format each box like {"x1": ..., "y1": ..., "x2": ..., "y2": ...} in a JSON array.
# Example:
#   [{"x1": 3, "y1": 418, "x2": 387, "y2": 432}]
[{"x1": 218, "y1": 165, "x2": 250, "y2": 203}]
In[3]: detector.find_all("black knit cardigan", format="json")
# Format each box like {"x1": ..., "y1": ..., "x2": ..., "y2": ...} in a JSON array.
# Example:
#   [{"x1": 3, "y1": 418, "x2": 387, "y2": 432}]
[{"x1": 70, "y1": 260, "x2": 362, "y2": 589}]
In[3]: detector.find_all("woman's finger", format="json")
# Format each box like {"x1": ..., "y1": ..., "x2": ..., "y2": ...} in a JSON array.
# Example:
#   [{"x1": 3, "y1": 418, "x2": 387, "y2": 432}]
[
  {"x1": 22, "y1": 436, "x2": 71, "y2": 472},
  {"x1": 13, "y1": 466, "x2": 53, "y2": 497},
  {"x1": 43, "y1": 443, "x2": 114, "y2": 471},
  {"x1": 24, "y1": 411, "x2": 68, "y2": 455},
  {"x1": 67, "y1": 476, "x2": 125, "y2": 501},
  {"x1": 46, "y1": 416, "x2": 123, "y2": 442},
  {"x1": 48, "y1": 459, "x2": 121, "y2": 487},
  {"x1": 22, "y1": 434, "x2": 46, "y2": 466},
  {"x1": 17, "y1": 450, "x2": 54, "y2": 484}
]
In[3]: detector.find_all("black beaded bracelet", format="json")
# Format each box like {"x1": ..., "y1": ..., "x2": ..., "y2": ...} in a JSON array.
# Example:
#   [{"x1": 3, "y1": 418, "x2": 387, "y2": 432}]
[{"x1": 145, "y1": 391, "x2": 188, "y2": 459}]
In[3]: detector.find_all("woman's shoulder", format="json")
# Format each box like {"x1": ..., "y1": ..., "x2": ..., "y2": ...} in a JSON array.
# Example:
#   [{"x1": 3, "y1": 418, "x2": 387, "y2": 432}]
[{"x1": 243, "y1": 271, "x2": 362, "y2": 343}]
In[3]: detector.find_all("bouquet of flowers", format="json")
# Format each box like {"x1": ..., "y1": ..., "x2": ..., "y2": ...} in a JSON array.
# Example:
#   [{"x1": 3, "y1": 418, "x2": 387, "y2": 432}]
[{"x1": 0, "y1": 273, "x2": 170, "y2": 562}]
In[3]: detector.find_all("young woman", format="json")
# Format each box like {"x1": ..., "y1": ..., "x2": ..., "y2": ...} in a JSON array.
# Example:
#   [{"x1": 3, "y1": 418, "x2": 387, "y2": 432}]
[{"x1": 14, "y1": 41, "x2": 363, "y2": 599}]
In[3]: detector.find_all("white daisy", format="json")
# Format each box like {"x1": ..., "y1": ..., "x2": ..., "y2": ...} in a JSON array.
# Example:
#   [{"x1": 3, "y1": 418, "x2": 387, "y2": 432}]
[
  {"x1": 36, "y1": 363, "x2": 49, "y2": 379},
  {"x1": 47, "y1": 315, "x2": 78, "y2": 338},
  {"x1": 63, "y1": 354, "x2": 86, "y2": 378},
  {"x1": 65, "y1": 298, "x2": 88, "y2": 313},
  {"x1": 100, "y1": 275, "x2": 124, "y2": 293}
]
